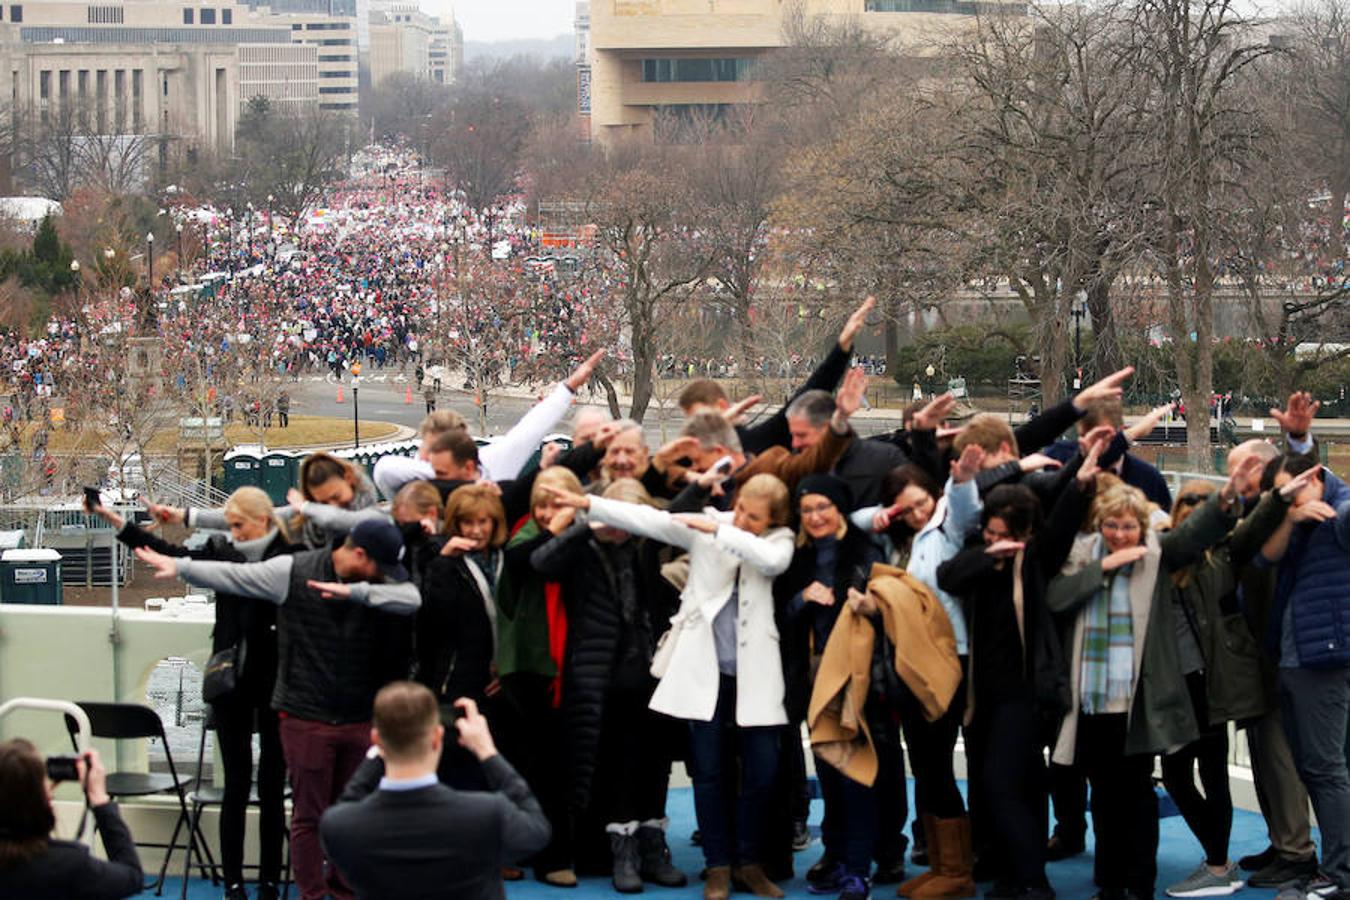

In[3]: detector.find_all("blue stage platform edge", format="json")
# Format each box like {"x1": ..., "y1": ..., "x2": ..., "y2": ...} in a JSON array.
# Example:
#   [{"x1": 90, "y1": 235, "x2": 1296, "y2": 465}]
[{"x1": 167, "y1": 780, "x2": 1320, "y2": 899}]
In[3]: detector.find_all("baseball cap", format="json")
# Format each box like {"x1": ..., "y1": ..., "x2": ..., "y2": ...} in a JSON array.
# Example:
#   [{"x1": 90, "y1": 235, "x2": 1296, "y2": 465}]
[{"x1": 348, "y1": 519, "x2": 410, "y2": 582}]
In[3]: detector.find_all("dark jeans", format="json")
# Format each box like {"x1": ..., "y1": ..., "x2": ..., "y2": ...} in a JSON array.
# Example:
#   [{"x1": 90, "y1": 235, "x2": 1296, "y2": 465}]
[
  {"x1": 1161, "y1": 672, "x2": 1232, "y2": 867},
  {"x1": 1280, "y1": 666, "x2": 1350, "y2": 888},
  {"x1": 1078, "y1": 713, "x2": 1158, "y2": 897},
  {"x1": 214, "y1": 699, "x2": 286, "y2": 887},
  {"x1": 968, "y1": 693, "x2": 1049, "y2": 890},
  {"x1": 278, "y1": 715, "x2": 369, "y2": 900},
  {"x1": 817, "y1": 703, "x2": 905, "y2": 876},
  {"x1": 688, "y1": 675, "x2": 780, "y2": 868}
]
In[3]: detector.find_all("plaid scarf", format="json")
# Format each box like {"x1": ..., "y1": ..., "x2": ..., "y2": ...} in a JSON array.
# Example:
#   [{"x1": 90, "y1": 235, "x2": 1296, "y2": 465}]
[{"x1": 1080, "y1": 560, "x2": 1134, "y2": 715}]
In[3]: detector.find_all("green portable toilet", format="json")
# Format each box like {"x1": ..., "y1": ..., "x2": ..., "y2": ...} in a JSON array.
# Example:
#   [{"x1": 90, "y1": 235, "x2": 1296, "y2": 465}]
[
  {"x1": 261, "y1": 450, "x2": 297, "y2": 505},
  {"x1": 222, "y1": 447, "x2": 263, "y2": 495},
  {"x1": 0, "y1": 548, "x2": 62, "y2": 604}
]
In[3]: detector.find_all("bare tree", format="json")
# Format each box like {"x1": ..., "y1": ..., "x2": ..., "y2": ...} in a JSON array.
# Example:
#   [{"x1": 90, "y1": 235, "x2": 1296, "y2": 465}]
[{"x1": 1128, "y1": 0, "x2": 1274, "y2": 467}]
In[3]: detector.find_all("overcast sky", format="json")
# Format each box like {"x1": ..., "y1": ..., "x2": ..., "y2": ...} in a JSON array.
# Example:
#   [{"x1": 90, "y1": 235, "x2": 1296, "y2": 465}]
[{"x1": 439, "y1": 0, "x2": 575, "y2": 42}]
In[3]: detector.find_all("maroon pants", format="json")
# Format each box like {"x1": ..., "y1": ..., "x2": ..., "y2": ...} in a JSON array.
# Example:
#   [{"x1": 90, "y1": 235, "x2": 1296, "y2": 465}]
[{"x1": 278, "y1": 715, "x2": 370, "y2": 900}]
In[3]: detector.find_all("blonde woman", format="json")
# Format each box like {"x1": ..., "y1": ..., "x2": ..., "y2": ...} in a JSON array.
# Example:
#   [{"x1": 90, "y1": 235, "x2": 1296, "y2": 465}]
[
  {"x1": 544, "y1": 473, "x2": 795, "y2": 900},
  {"x1": 91, "y1": 487, "x2": 297, "y2": 900},
  {"x1": 1045, "y1": 457, "x2": 1262, "y2": 900}
]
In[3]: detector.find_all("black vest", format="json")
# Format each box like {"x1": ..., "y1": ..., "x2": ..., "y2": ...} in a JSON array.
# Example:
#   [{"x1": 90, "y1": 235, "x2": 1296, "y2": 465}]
[{"x1": 273, "y1": 549, "x2": 392, "y2": 724}]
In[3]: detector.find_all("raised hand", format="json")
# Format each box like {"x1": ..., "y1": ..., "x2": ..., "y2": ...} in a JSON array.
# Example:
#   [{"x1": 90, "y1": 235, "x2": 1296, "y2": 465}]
[
  {"x1": 440, "y1": 535, "x2": 482, "y2": 557},
  {"x1": 538, "y1": 483, "x2": 592, "y2": 510},
  {"x1": 591, "y1": 421, "x2": 624, "y2": 451},
  {"x1": 146, "y1": 501, "x2": 185, "y2": 526},
  {"x1": 951, "y1": 444, "x2": 985, "y2": 483},
  {"x1": 653, "y1": 435, "x2": 702, "y2": 470},
  {"x1": 723, "y1": 394, "x2": 763, "y2": 426},
  {"x1": 912, "y1": 392, "x2": 956, "y2": 432},
  {"x1": 1102, "y1": 544, "x2": 1148, "y2": 571},
  {"x1": 673, "y1": 513, "x2": 718, "y2": 534},
  {"x1": 1019, "y1": 453, "x2": 1063, "y2": 473},
  {"x1": 307, "y1": 579, "x2": 352, "y2": 599},
  {"x1": 564, "y1": 349, "x2": 605, "y2": 392},
  {"x1": 1278, "y1": 464, "x2": 1322, "y2": 501},
  {"x1": 838, "y1": 296, "x2": 876, "y2": 351},
  {"x1": 1270, "y1": 391, "x2": 1319, "y2": 438},
  {"x1": 834, "y1": 367, "x2": 868, "y2": 421},
  {"x1": 1126, "y1": 402, "x2": 1174, "y2": 442},
  {"x1": 286, "y1": 487, "x2": 306, "y2": 509},
  {"x1": 985, "y1": 539, "x2": 1026, "y2": 558},
  {"x1": 1073, "y1": 366, "x2": 1135, "y2": 411},
  {"x1": 1290, "y1": 500, "x2": 1336, "y2": 524},
  {"x1": 539, "y1": 442, "x2": 563, "y2": 469},
  {"x1": 134, "y1": 546, "x2": 178, "y2": 579},
  {"x1": 1077, "y1": 438, "x2": 1104, "y2": 485},
  {"x1": 1221, "y1": 453, "x2": 1265, "y2": 505}
]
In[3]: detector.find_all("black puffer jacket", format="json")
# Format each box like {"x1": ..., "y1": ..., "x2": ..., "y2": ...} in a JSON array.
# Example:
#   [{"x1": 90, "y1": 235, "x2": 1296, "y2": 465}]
[
  {"x1": 530, "y1": 521, "x2": 677, "y2": 812},
  {"x1": 117, "y1": 522, "x2": 297, "y2": 707}
]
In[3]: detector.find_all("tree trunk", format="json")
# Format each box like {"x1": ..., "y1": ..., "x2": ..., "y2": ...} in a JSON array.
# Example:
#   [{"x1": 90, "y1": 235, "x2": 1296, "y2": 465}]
[
  {"x1": 1086, "y1": 276, "x2": 1123, "y2": 376},
  {"x1": 1036, "y1": 293, "x2": 1072, "y2": 406},
  {"x1": 597, "y1": 373, "x2": 622, "y2": 419},
  {"x1": 883, "y1": 294, "x2": 900, "y2": 381}
]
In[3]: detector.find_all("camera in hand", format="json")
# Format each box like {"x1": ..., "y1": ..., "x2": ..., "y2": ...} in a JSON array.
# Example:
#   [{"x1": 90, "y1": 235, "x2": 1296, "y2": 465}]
[
  {"x1": 46, "y1": 754, "x2": 81, "y2": 782},
  {"x1": 83, "y1": 486, "x2": 101, "y2": 513}
]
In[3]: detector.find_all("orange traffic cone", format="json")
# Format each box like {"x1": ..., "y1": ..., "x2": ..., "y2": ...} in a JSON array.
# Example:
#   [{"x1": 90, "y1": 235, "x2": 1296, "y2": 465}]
[
  {"x1": 336, "y1": 386, "x2": 344, "y2": 404},
  {"x1": 404, "y1": 385, "x2": 413, "y2": 404}
]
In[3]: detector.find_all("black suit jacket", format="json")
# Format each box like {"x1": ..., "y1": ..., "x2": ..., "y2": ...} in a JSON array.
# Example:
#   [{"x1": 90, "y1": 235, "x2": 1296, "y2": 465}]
[
  {"x1": 0, "y1": 802, "x2": 142, "y2": 899},
  {"x1": 320, "y1": 754, "x2": 551, "y2": 900}
]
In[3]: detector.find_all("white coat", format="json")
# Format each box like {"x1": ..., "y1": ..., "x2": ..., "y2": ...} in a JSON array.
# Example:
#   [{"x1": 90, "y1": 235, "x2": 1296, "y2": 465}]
[{"x1": 585, "y1": 496, "x2": 794, "y2": 726}]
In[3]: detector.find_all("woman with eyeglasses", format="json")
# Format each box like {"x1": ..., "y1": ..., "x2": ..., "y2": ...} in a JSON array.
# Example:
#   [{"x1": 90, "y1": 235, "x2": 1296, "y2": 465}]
[
  {"x1": 1044, "y1": 457, "x2": 1260, "y2": 900},
  {"x1": 1152, "y1": 468, "x2": 1315, "y2": 899},
  {"x1": 847, "y1": 446, "x2": 984, "y2": 898}
]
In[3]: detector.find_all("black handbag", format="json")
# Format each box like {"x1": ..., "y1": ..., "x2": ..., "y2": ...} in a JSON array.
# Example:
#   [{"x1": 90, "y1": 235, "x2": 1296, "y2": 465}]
[{"x1": 202, "y1": 640, "x2": 247, "y2": 704}]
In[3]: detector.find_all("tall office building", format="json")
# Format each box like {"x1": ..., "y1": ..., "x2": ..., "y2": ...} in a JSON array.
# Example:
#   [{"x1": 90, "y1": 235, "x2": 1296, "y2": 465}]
[{"x1": 585, "y1": 0, "x2": 1023, "y2": 142}]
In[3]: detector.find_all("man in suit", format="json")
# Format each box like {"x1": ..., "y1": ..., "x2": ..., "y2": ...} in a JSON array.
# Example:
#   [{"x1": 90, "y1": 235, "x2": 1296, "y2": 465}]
[{"x1": 320, "y1": 682, "x2": 551, "y2": 900}]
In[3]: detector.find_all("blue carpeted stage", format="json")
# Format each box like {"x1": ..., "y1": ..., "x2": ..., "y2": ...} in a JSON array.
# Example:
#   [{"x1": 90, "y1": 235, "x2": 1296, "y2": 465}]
[{"x1": 163, "y1": 782, "x2": 1318, "y2": 899}]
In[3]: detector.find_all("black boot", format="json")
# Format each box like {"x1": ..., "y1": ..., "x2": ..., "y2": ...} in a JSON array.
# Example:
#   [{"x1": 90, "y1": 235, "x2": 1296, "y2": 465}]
[
  {"x1": 637, "y1": 825, "x2": 688, "y2": 887},
  {"x1": 610, "y1": 831, "x2": 644, "y2": 893}
]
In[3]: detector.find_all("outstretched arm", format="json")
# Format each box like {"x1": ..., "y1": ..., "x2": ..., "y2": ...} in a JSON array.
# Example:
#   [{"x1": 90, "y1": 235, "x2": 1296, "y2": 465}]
[{"x1": 480, "y1": 351, "x2": 604, "y2": 481}]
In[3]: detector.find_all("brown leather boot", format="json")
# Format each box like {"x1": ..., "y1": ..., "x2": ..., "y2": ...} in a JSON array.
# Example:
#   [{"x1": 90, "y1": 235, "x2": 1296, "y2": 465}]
[
  {"x1": 732, "y1": 863, "x2": 786, "y2": 898},
  {"x1": 908, "y1": 817, "x2": 975, "y2": 899},
  {"x1": 704, "y1": 865, "x2": 732, "y2": 900},
  {"x1": 898, "y1": 815, "x2": 940, "y2": 897}
]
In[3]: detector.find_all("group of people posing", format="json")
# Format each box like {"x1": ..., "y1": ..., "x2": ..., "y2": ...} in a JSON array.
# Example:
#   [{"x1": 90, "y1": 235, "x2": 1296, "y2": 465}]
[{"x1": 11, "y1": 297, "x2": 1346, "y2": 900}]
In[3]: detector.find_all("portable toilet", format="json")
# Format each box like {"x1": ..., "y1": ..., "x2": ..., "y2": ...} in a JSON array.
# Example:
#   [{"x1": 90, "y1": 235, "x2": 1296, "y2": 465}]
[
  {"x1": 222, "y1": 446, "x2": 263, "y2": 495},
  {"x1": 260, "y1": 450, "x2": 297, "y2": 505},
  {"x1": 0, "y1": 548, "x2": 62, "y2": 604}
]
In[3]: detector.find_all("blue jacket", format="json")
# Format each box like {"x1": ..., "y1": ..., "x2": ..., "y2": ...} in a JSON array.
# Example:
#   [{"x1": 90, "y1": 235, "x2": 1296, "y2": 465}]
[
  {"x1": 1272, "y1": 472, "x2": 1350, "y2": 669},
  {"x1": 1042, "y1": 436, "x2": 1173, "y2": 511}
]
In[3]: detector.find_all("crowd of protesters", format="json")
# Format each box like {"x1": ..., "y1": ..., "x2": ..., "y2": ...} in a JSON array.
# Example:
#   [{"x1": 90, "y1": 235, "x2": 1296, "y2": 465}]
[{"x1": 4, "y1": 293, "x2": 1330, "y2": 900}]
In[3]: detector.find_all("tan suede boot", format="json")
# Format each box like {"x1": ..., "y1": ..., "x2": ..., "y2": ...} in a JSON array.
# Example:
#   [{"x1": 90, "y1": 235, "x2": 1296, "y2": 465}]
[
  {"x1": 704, "y1": 866, "x2": 732, "y2": 900},
  {"x1": 898, "y1": 815, "x2": 940, "y2": 897},
  {"x1": 732, "y1": 863, "x2": 786, "y2": 899},
  {"x1": 908, "y1": 817, "x2": 975, "y2": 899}
]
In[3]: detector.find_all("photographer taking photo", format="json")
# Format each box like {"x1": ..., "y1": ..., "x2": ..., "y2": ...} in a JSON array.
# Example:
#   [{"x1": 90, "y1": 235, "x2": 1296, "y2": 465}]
[{"x1": 0, "y1": 741, "x2": 143, "y2": 898}]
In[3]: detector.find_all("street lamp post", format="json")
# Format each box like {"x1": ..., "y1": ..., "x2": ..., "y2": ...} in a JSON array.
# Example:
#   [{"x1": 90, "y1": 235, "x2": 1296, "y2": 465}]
[
  {"x1": 226, "y1": 208, "x2": 235, "y2": 277},
  {"x1": 175, "y1": 223, "x2": 183, "y2": 277},
  {"x1": 1071, "y1": 298, "x2": 1086, "y2": 389},
  {"x1": 352, "y1": 374, "x2": 360, "y2": 448},
  {"x1": 146, "y1": 232, "x2": 155, "y2": 287}
]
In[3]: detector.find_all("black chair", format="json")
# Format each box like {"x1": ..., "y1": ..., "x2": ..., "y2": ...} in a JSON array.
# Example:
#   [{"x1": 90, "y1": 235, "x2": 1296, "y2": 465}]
[
  {"x1": 64, "y1": 701, "x2": 216, "y2": 896},
  {"x1": 183, "y1": 708, "x2": 292, "y2": 900}
]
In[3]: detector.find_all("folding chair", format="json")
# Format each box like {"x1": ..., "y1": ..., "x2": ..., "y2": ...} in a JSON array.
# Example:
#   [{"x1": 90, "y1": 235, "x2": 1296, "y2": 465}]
[
  {"x1": 65, "y1": 701, "x2": 215, "y2": 896},
  {"x1": 183, "y1": 707, "x2": 292, "y2": 900}
]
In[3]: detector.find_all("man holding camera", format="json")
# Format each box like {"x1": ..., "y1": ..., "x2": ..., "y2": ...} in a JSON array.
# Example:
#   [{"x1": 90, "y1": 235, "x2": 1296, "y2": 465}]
[{"x1": 319, "y1": 682, "x2": 551, "y2": 900}]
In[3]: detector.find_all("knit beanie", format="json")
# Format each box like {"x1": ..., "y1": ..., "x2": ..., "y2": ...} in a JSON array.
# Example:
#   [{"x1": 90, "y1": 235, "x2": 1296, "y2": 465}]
[{"x1": 796, "y1": 473, "x2": 854, "y2": 514}]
